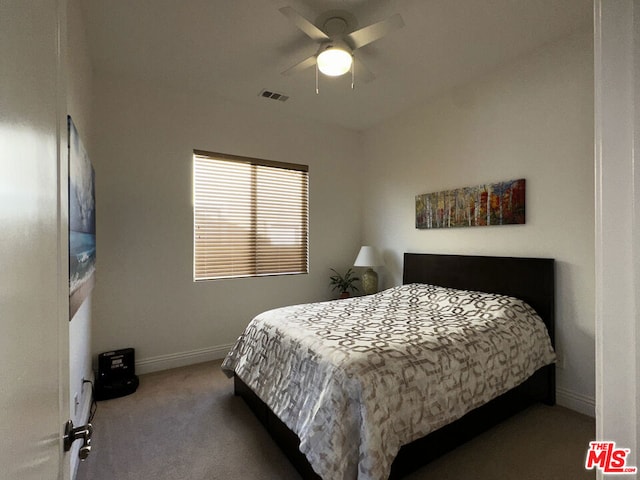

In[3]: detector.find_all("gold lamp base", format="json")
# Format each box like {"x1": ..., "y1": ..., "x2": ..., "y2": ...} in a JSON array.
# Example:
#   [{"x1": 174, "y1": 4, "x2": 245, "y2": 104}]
[{"x1": 361, "y1": 268, "x2": 378, "y2": 295}]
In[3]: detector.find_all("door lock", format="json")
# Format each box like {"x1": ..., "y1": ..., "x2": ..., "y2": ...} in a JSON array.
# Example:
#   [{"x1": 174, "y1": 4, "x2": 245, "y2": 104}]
[{"x1": 63, "y1": 420, "x2": 93, "y2": 460}]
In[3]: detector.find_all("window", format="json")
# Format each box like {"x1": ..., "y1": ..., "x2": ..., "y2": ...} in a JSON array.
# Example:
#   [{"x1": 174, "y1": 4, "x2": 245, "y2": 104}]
[{"x1": 193, "y1": 150, "x2": 309, "y2": 280}]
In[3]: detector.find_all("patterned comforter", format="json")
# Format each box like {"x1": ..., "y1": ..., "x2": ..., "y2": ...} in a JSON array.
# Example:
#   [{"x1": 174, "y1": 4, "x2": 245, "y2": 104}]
[{"x1": 221, "y1": 283, "x2": 556, "y2": 480}]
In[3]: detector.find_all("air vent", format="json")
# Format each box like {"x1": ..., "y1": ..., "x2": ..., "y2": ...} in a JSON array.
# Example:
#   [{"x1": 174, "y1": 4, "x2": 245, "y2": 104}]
[{"x1": 259, "y1": 89, "x2": 289, "y2": 102}]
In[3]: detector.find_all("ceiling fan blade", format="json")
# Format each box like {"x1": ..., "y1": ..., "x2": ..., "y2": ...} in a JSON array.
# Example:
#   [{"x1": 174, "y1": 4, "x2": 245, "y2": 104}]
[
  {"x1": 282, "y1": 55, "x2": 317, "y2": 76},
  {"x1": 354, "y1": 58, "x2": 375, "y2": 84},
  {"x1": 279, "y1": 7, "x2": 330, "y2": 42},
  {"x1": 345, "y1": 13, "x2": 404, "y2": 50}
]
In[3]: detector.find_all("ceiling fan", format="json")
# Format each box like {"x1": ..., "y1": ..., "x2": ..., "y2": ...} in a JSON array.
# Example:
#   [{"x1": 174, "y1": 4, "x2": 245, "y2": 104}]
[{"x1": 278, "y1": 6, "x2": 404, "y2": 91}]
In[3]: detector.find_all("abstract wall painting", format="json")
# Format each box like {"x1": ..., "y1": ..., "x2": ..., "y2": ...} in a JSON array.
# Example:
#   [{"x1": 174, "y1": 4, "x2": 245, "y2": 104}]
[
  {"x1": 416, "y1": 178, "x2": 525, "y2": 229},
  {"x1": 69, "y1": 116, "x2": 96, "y2": 319}
]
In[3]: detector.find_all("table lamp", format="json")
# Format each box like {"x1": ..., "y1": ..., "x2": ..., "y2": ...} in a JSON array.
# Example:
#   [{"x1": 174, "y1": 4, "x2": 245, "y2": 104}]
[{"x1": 354, "y1": 246, "x2": 384, "y2": 295}]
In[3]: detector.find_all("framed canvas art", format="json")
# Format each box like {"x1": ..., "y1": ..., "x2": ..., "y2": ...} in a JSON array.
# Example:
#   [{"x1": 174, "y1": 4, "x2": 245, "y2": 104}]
[
  {"x1": 68, "y1": 116, "x2": 96, "y2": 319},
  {"x1": 416, "y1": 178, "x2": 525, "y2": 229}
]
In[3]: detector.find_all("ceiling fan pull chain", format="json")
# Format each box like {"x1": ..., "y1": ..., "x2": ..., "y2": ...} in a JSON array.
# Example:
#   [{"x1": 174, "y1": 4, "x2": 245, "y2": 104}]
[
  {"x1": 351, "y1": 56, "x2": 355, "y2": 90},
  {"x1": 316, "y1": 63, "x2": 319, "y2": 95}
]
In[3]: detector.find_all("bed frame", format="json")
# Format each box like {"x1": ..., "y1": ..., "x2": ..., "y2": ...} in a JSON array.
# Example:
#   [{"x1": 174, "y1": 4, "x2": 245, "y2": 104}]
[{"x1": 234, "y1": 253, "x2": 556, "y2": 479}]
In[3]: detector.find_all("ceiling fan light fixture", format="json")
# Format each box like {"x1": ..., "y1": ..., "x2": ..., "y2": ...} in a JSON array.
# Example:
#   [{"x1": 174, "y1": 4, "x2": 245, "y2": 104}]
[{"x1": 317, "y1": 47, "x2": 352, "y2": 76}]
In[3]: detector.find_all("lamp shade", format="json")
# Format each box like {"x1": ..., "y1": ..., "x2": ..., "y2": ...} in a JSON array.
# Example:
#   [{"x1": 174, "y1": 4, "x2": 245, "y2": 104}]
[
  {"x1": 317, "y1": 47, "x2": 352, "y2": 76},
  {"x1": 354, "y1": 246, "x2": 384, "y2": 268}
]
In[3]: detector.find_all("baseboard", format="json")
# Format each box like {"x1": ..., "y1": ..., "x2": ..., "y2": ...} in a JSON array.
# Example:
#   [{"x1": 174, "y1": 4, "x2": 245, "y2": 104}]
[
  {"x1": 135, "y1": 343, "x2": 234, "y2": 375},
  {"x1": 556, "y1": 386, "x2": 595, "y2": 417}
]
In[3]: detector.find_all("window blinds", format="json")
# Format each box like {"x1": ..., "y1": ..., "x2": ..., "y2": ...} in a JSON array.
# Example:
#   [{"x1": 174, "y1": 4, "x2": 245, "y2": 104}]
[{"x1": 193, "y1": 151, "x2": 309, "y2": 280}]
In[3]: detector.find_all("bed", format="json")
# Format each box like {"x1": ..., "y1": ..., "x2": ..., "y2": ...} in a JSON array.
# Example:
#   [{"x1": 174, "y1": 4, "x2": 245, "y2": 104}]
[{"x1": 222, "y1": 253, "x2": 556, "y2": 480}]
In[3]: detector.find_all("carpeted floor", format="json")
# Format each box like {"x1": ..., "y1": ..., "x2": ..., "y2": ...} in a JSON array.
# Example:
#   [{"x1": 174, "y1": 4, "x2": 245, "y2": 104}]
[{"x1": 76, "y1": 360, "x2": 595, "y2": 480}]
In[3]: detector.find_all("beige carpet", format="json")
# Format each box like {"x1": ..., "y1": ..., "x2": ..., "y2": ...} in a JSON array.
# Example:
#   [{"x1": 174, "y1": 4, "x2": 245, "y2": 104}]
[{"x1": 76, "y1": 360, "x2": 595, "y2": 480}]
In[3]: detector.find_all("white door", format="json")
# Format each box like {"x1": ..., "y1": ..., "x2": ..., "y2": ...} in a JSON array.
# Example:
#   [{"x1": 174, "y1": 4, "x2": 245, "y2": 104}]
[
  {"x1": 0, "y1": 1, "x2": 70, "y2": 479},
  {"x1": 594, "y1": 0, "x2": 640, "y2": 472}
]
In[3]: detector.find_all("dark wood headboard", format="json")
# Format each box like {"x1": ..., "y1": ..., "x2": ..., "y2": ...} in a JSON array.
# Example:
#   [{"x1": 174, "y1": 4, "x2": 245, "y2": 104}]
[{"x1": 403, "y1": 253, "x2": 555, "y2": 345}]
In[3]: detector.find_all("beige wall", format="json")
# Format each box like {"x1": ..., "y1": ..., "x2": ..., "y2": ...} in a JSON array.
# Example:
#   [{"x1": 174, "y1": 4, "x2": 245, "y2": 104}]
[
  {"x1": 90, "y1": 75, "x2": 363, "y2": 371},
  {"x1": 361, "y1": 30, "x2": 595, "y2": 414}
]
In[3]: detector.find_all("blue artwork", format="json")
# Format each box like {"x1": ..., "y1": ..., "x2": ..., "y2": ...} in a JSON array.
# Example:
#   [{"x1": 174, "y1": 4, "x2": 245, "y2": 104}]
[{"x1": 69, "y1": 116, "x2": 96, "y2": 319}]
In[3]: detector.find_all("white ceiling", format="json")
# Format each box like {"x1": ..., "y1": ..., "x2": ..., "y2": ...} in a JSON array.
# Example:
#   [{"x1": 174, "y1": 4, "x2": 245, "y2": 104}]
[{"x1": 82, "y1": 0, "x2": 592, "y2": 131}]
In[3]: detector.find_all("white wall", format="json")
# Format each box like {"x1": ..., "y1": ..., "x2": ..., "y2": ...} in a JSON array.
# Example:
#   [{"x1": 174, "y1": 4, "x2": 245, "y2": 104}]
[
  {"x1": 66, "y1": 1, "x2": 94, "y2": 477},
  {"x1": 90, "y1": 75, "x2": 363, "y2": 372},
  {"x1": 361, "y1": 30, "x2": 595, "y2": 415}
]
